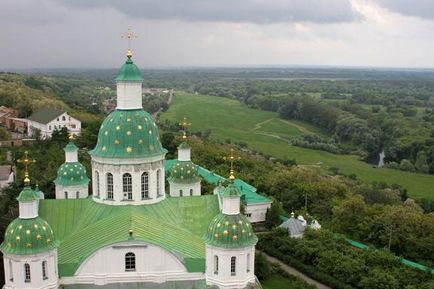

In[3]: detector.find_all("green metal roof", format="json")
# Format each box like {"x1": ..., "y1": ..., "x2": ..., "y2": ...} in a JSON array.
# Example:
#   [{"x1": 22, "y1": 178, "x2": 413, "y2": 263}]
[
  {"x1": 16, "y1": 186, "x2": 38, "y2": 202},
  {"x1": 38, "y1": 196, "x2": 220, "y2": 277},
  {"x1": 0, "y1": 217, "x2": 58, "y2": 255},
  {"x1": 54, "y1": 162, "x2": 89, "y2": 186},
  {"x1": 178, "y1": 141, "x2": 191, "y2": 149},
  {"x1": 90, "y1": 109, "x2": 167, "y2": 159},
  {"x1": 28, "y1": 107, "x2": 65, "y2": 124},
  {"x1": 165, "y1": 160, "x2": 271, "y2": 205},
  {"x1": 115, "y1": 57, "x2": 143, "y2": 82},
  {"x1": 64, "y1": 142, "x2": 78, "y2": 152},
  {"x1": 204, "y1": 213, "x2": 257, "y2": 248},
  {"x1": 167, "y1": 160, "x2": 201, "y2": 184}
]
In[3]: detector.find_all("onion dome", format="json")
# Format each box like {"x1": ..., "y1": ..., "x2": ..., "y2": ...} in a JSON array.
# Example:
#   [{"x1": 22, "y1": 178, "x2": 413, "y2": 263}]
[
  {"x1": 115, "y1": 56, "x2": 143, "y2": 82},
  {"x1": 54, "y1": 162, "x2": 89, "y2": 186},
  {"x1": 168, "y1": 161, "x2": 200, "y2": 183},
  {"x1": 90, "y1": 109, "x2": 167, "y2": 158},
  {"x1": 178, "y1": 141, "x2": 190, "y2": 149},
  {"x1": 64, "y1": 141, "x2": 78, "y2": 152},
  {"x1": 0, "y1": 217, "x2": 58, "y2": 255},
  {"x1": 34, "y1": 184, "x2": 43, "y2": 199},
  {"x1": 221, "y1": 183, "x2": 240, "y2": 197},
  {"x1": 204, "y1": 213, "x2": 257, "y2": 248},
  {"x1": 16, "y1": 186, "x2": 38, "y2": 202}
]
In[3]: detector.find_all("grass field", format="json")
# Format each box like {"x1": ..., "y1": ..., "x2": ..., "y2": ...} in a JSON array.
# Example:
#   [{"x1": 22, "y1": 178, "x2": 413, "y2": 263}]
[{"x1": 160, "y1": 92, "x2": 434, "y2": 199}]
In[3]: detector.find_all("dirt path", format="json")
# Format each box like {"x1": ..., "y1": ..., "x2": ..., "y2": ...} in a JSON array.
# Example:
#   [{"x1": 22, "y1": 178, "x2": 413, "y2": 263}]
[
  {"x1": 259, "y1": 251, "x2": 331, "y2": 289},
  {"x1": 152, "y1": 90, "x2": 174, "y2": 120}
]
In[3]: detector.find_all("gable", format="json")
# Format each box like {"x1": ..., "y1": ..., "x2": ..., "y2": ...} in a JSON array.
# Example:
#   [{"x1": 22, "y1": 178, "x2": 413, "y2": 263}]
[{"x1": 28, "y1": 107, "x2": 65, "y2": 124}]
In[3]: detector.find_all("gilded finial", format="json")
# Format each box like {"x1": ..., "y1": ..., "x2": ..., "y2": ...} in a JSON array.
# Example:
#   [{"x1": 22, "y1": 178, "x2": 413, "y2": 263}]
[
  {"x1": 223, "y1": 148, "x2": 241, "y2": 180},
  {"x1": 121, "y1": 28, "x2": 138, "y2": 58},
  {"x1": 291, "y1": 211, "x2": 295, "y2": 218},
  {"x1": 17, "y1": 151, "x2": 36, "y2": 185},
  {"x1": 179, "y1": 117, "x2": 191, "y2": 140}
]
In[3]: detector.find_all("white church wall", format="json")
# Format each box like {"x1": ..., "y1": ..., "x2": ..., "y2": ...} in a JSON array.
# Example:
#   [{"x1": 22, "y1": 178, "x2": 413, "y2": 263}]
[
  {"x1": 72, "y1": 241, "x2": 196, "y2": 285},
  {"x1": 91, "y1": 156, "x2": 166, "y2": 205},
  {"x1": 3, "y1": 250, "x2": 58, "y2": 289},
  {"x1": 55, "y1": 184, "x2": 88, "y2": 200},
  {"x1": 116, "y1": 82, "x2": 143, "y2": 110},
  {"x1": 245, "y1": 202, "x2": 271, "y2": 223},
  {"x1": 205, "y1": 245, "x2": 255, "y2": 289},
  {"x1": 169, "y1": 182, "x2": 201, "y2": 197}
]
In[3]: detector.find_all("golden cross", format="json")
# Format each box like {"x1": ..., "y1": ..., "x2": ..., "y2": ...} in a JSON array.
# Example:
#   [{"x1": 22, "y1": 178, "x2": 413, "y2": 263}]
[
  {"x1": 223, "y1": 148, "x2": 241, "y2": 180},
  {"x1": 121, "y1": 28, "x2": 138, "y2": 58},
  {"x1": 179, "y1": 117, "x2": 191, "y2": 139},
  {"x1": 17, "y1": 151, "x2": 36, "y2": 185}
]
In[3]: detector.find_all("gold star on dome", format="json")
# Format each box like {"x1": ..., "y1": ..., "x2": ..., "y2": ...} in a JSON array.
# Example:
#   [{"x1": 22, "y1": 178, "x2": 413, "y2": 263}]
[
  {"x1": 16, "y1": 236, "x2": 20, "y2": 241},
  {"x1": 26, "y1": 230, "x2": 31, "y2": 235},
  {"x1": 26, "y1": 243, "x2": 32, "y2": 248},
  {"x1": 114, "y1": 139, "x2": 120, "y2": 145},
  {"x1": 104, "y1": 131, "x2": 108, "y2": 136},
  {"x1": 232, "y1": 235, "x2": 238, "y2": 240},
  {"x1": 34, "y1": 224, "x2": 38, "y2": 229},
  {"x1": 126, "y1": 147, "x2": 132, "y2": 153},
  {"x1": 127, "y1": 118, "x2": 131, "y2": 122},
  {"x1": 46, "y1": 238, "x2": 51, "y2": 243},
  {"x1": 223, "y1": 230, "x2": 228, "y2": 235},
  {"x1": 232, "y1": 225, "x2": 237, "y2": 230},
  {"x1": 214, "y1": 234, "x2": 219, "y2": 239},
  {"x1": 148, "y1": 130, "x2": 152, "y2": 135},
  {"x1": 217, "y1": 223, "x2": 221, "y2": 227},
  {"x1": 42, "y1": 226, "x2": 46, "y2": 231},
  {"x1": 127, "y1": 131, "x2": 132, "y2": 136},
  {"x1": 18, "y1": 225, "x2": 23, "y2": 230},
  {"x1": 116, "y1": 125, "x2": 121, "y2": 131},
  {"x1": 102, "y1": 146, "x2": 107, "y2": 152},
  {"x1": 36, "y1": 234, "x2": 42, "y2": 240},
  {"x1": 138, "y1": 125, "x2": 143, "y2": 130},
  {"x1": 7, "y1": 243, "x2": 11, "y2": 247},
  {"x1": 138, "y1": 139, "x2": 144, "y2": 144},
  {"x1": 225, "y1": 221, "x2": 229, "y2": 226}
]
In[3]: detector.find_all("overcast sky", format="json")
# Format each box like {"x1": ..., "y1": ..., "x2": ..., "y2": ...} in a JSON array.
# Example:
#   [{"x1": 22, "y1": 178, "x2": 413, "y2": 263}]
[{"x1": 1, "y1": 0, "x2": 434, "y2": 69}]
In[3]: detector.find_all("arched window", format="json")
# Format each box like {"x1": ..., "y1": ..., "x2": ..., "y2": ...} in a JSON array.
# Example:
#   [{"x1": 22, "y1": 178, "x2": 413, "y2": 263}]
[
  {"x1": 76, "y1": 191, "x2": 79, "y2": 199},
  {"x1": 123, "y1": 173, "x2": 132, "y2": 200},
  {"x1": 64, "y1": 191, "x2": 68, "y2": 199},
  {"x1": 156, "y1": 170, "x2": 161, "y2": 196},
  {"x1": 180, "y1": 190, "x2": 183, "y2": 197},
  {"x1": 95, "y1": 171, "x2": 100, "y2": 197},
  {"x1": 190, "y1": 189, "x2": 193, "y2": 196},
  {"x1": 62, "y1": 116, "x2": 66, "y2": 121},
  {"x1": 42, "y1": 261, "x2": 48, "y2": 280},
  {"x1": 213, "y1": 255, "x2": 219, "y2": 275},
  {"x1": 106, "y1": 173, "x2": 113, "y2": 200},
  {"x1": 24, "y1": 263, "x2": 31, "y2": 283},
  {"x1": 246, "y1": 253, "x2": 250, "y2": 273},
  {"x1": 230, "y1": 256, "x2": 236, "y2": 276},
  {"x1": 141, "y1": 172, "x2": 149, "y2": 199},
  {"x1": 9, "y1": 260, "x2": 13, "y2": 282},
  {"x1": 125, "y1": 252, "x2": 136, "y2": 271}
]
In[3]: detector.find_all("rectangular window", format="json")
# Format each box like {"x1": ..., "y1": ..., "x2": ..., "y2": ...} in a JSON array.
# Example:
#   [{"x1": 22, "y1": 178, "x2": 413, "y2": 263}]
[
  {"x1": 42, "y1": 261, "x2": 48, "y2": 280},
  {"x1": 246, "y1": 254, "x2": 250, "y2": 273},
  {"x1": 95, "y1": 171, "x2": 100, "y2": 197},
  {"x1": 64, "y1": 192, "x2": 68, "y2": 199},
  {"x1": 156, "y1": 170, "x2": 161, "y2": 196},
  {"x1": 190, "y1": 189, "x2": 193, "y2": 196},
  {"x1": 141, "y1": 172, "x2": 149, "y2": 199},
  {"x1": 24, "y1": 264, "x2": 31, "y2": 283},
  {"x1": 231, "y1": 257, "x2": 236, "y2": 276},
  {"x1": 180, "y1": 189, "x2": 183, "y2": 197},
  {"x1": 214, "y1": 255, "x2": 218, "y2": 275},
  {"x1": 246, "y1": 213, "x2": 252, "y2": 218},
  {"x1": 9, "y1": 260, "x2": 13, "y2": 282},
  {"x1": 107, "y1": 173, "x2": 113, "y2": 200}
]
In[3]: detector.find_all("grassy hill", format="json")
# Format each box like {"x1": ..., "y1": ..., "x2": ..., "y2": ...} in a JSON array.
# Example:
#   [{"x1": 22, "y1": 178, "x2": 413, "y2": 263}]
[{"x1": 160, "y1": 92, "x2": 434, "y2": 199}]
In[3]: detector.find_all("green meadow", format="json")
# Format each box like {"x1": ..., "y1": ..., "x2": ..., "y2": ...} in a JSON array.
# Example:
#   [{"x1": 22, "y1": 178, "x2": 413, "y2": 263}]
[{"x1": 160, "y1": 92, "x2": 434, "y2": 199}]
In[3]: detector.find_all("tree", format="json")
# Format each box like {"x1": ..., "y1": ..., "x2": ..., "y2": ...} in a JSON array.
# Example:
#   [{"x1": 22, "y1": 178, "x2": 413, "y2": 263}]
[
  {"x1": 0, "y1": 128, "x2": 11, "y2": 140},
  {"x1": 414, "y1": 151, "x2": 429, "y2": 173},
  {"x1": 265, "y1": 200, "x2": 282, "y2": 230},
  {"x1": 359, "y1": 268, "x2": 399, "y2": 289},
  {"x1": 399, "y1": 159, "x2": 415, "y2": 172}
]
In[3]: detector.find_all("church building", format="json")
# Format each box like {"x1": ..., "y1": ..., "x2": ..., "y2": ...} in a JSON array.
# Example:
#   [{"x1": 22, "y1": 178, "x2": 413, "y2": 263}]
[{"x1": 1, "y1": 47, "x2": 266, "y2": 289}]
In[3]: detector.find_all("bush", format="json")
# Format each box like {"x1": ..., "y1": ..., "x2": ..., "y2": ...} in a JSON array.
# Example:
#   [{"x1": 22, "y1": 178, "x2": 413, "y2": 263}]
[{"x1": 399, "y1": 159, "x2": 415, "y2": 172}]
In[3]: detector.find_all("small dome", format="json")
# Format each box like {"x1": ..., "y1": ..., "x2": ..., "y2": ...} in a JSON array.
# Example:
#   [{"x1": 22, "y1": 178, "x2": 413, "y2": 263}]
[
  {"x1": 204, "y1": 213, "x2": 257, "y2": 248},
  {"x1": 0, "y1": 217, "x2": 58, "y2": 255},
  {"x1": 115, "y1": 57, "x2": 143, "y2": 82},
  {"x1": 16, "y1": 186, "x2": 38, "y2": 202},
  {"x1": 64, "y1": 141, "x2": 78, "y2": 152},
  {"x1": 221, "y1": 183, "x2": 241, "y2": 197},
  {"x1": 90, "y1": 109, "x2": 167, "y2": 158},
  {"x1": 178, "y1": 141, "x2": 191, "y2": 149},
  {"x1": 54, "y1": 162, "x2": 89, "y2": 186},
  {"x1": 168, "y1": 161, "x2": 200, "y2": 183}
]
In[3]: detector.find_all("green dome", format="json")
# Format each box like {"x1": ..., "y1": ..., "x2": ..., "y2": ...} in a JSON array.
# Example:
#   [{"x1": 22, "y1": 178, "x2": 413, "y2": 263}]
[
  {"x1": 115, "y1": 57, "x2": 143, "y2": 82},
  {"x1": 90, "y1": 109, "x2": 167, "y2": 158},
  {"x1": 16, "y1": 186, "x2": 38, "y2": 202},
  {"x1": 221, "y1": 183, "x2": 241, "y2": 197},
  {"x1": 168, "y1": 160, "x2": 200, "y2": 183},
  {"x1": 54, "y1": 162, "x2": 89, "y2": 186},
  {"x1": 64, "y1": 141, "x2": 78, "y2": 152},
  {"x1": 0, "y1": 217, "x2": 58, "y2": 255},
  {"x1": 178, "y1": 141, "x2": 191, "y2": 149},
  {"x1": 204, "y1": 213, "x2": 257, "y2": 248}
]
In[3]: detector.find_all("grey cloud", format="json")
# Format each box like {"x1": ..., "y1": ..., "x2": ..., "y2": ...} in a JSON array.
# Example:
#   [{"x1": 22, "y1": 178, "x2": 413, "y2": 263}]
[
  {"x1": 375, "y1": 0, "x2": 434, "y2": 20},
  {"x1": 59, "y1": 0, "x2": 358, "y2": 24}
]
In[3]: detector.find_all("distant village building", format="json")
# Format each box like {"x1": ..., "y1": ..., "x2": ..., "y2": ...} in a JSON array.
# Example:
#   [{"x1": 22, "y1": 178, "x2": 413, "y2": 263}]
[
  {"x1": 280, "y1": 212, "x2": 321, "y2": 238},
  {"x1": 0, "y1": 165, "x2": 14, "y2": 189},
  {"x1": 27, "y1": 108, "x2": 81, "y2": 139}
]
